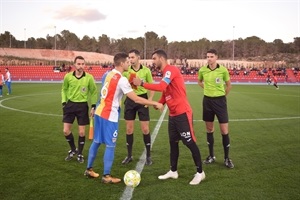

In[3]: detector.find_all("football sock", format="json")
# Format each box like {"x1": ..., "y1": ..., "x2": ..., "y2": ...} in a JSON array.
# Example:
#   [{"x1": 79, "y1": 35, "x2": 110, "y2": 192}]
[
  {"x1": 65, "y1": 132, "x2": 76, "y2": 151},
  {"x1": 187, "y1": 142, "x2": 203, "y2": 173},
  {"x1": 78, "y1": 136, "x2": 85, "y2": 155},
  {"x1": 207, "y1": 132, "x2": 214, "y2": 157},
  {"x1": 222, "y1": 134, "x2": 230, "y2": 159},
  {"x1": 170, "y1": 141, "x2": 179, "y2": 171},
  {"x1": 143, "y1": 133, "x2": 151, "y2": 157},
  {"x1": 126, "y1": 134, "x2": 133, "y2": 157},
  {"x1": 103, "y1": 146, "x2": 115, "y2": 175},
  {"x1": 87, "y1": 141, "x2": 100, "y2": 169}
]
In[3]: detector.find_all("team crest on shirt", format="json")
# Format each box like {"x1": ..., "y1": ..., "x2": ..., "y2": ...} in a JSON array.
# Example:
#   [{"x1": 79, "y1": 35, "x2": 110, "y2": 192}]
[
  {"x1": 81, "y1": 87, "x2": 87, "y2": 92},
  {"x1": 165, "y1": 71, "x2": 171, "y2": 78},
  {"x1": 215, "y1": 77, "x2": 220, "y2": 83}
]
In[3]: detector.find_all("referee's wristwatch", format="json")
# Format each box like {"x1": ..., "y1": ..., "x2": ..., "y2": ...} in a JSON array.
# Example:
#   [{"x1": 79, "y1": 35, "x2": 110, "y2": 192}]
[{"x1": 140, "y1": 80, "x2": 144, "y2": 87}]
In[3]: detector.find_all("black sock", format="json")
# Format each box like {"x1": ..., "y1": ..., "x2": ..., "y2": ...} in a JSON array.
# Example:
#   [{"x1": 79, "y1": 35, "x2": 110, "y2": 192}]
[
  {"x1": 65, "y1": 132, "x2": 76, "y2": 151},
  {"x1": 187, "y1": 142, "x2": 203, "y2": 173},
  {"x1": 126, "y1": 134, "x2": 133, "y2": 157},
  {"x1": 222, "y1": 134, "x2": 230, "y2": 159},
  {"x1": 78, "y1": 136, "x2": 85, "y2": 155},
  {"x1": 143, "y1": 134, "x2": 151, "y2": 157},
  {"x1": 207, "y1": 132, "x2": 214, "y2": 157}
]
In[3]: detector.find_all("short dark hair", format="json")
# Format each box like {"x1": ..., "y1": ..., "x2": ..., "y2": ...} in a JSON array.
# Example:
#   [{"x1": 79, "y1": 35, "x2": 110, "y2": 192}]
[
  {"x1": 207, "y1": 49, "x2": 218, "y2": 55},
  {"x1": 74, "y1": 56, "x2": 85, "y2": 63},
  {"x1": 129, "y1": 49, "x2": 140, "y2": 55},
  {"x1": 152, "y1": 49, "x2": 168, "y2": 59},
  {"x1": 114, "y1": 52, "x2": 128, "y2": 66}
]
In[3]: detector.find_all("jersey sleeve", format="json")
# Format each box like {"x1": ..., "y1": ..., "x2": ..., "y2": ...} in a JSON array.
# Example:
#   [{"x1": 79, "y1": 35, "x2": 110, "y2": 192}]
[
  {"x1": 223, "y1": 67, "x2": 230, "y2": 82},
  {"x1": 198, "y1": 67, "x2": 203, "y2": 80},
  {"x1": 89, "y1": 75, "x2": 98, "y2": 105},
  {"x1": 145, "y1": 68, "x2": 154, "y2": 83},
  {"x1": 61, "y1": 73, "x2": 69, "y2": 103},
  {"x1": 119, "y1": 77, "x2": 133, "y2": 94},
  {"x1": 143, "y1": 67, "x2": 174, "y2": 91}
]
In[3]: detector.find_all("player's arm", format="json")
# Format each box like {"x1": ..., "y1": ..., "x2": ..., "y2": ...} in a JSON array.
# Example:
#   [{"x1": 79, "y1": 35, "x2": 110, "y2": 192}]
[
  {"x1": 197, "y1": 71, "x2": 204, "y2": 88},
  {"x1": 133, "y1": 77, "x2": 168, "y2": 92},
  {"x1": 197, "y1": 79, "x2": 204, "y2": 88},
  {"x1": 146, "y1": 70, "x2": 155, "y2": 100},
  {"x1": 224, "y1": 68, "x2": 231, "y2": 96},
  {"x1": 89, "y1": 76, "x2": 98, "y2": 116},
  {"x1": 225, "y1": 80, "x2": 231, "y2": 96},
  {"x1": 126, "y1": 91, "x2": 163, "y2": 111},
  {"x1": 61, "y1": 75, "x2": 69, "y2": 105}
]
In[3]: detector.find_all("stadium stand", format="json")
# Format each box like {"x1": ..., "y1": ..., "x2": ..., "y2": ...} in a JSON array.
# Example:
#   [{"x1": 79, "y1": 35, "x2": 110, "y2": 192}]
[{"x1": 0, "y1": 66, "x2": 297, "y2": 83}]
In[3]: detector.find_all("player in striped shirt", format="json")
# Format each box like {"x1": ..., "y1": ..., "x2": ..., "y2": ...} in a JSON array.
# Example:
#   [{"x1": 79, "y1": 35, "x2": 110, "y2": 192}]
[{"x1": 84, "y1": 52, "x2": 163, "y2": 184}]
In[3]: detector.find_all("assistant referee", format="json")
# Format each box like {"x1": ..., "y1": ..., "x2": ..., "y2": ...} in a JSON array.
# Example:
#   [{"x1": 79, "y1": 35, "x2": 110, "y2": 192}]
[
  {"x1": 197, "y1": 49, "x2": 234, "y2": 169},
  {"x1": 61, "y1": 56, "x2": 98, "y2": 163}
]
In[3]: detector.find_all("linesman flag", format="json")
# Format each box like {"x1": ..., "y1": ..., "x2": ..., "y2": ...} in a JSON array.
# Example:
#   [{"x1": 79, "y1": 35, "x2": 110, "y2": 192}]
[{"x1": 89, "y1": 116, "x2": 94, "y2": 140}]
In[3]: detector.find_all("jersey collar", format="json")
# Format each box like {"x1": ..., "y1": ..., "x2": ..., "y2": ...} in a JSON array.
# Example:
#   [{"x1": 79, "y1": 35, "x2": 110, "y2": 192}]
[
  {"x1": 130, "y1": 64, "x2": 143, "y2": 72},
  {"x1": 207, "y1": 63, "x2": 220, "y2": 70}
]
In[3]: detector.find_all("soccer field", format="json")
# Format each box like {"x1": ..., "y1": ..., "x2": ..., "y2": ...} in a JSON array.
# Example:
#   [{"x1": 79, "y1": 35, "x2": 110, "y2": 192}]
[{"x1": 0, "y1": 83, "x2": 299, "y2": 200}]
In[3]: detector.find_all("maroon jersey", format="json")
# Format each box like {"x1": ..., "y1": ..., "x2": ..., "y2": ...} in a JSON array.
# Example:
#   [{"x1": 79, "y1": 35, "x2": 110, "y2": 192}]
[{"x1": 143, "y1": 65, "x2": 192, "y2": 116}]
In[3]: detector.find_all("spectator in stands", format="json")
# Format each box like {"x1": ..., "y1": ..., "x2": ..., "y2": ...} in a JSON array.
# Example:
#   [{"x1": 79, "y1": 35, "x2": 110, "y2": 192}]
[
  {"x1": 273, "y1": 75, "x2": 279, "y2": 89},
  {"x1": 197, "y1": 49, "x2": 234, "y2": 169},
  {"x1": 61, "y1": 56, "x2": 98, "y2": 163},
  {"x1": 4, "y1": 68, "x2": 12, "y2": 95},
  {"x1": 266, "y1": 74, "x2": 272, "y2": 85},
  {"x1": 0, "y1": 70, "x2": 4, "y2": 97}
]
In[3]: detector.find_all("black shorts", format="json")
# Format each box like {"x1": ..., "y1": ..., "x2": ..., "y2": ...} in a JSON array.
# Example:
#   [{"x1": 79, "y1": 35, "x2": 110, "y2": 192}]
[
  {"x1": 124, "y1": 93, "x2": 150, "y2": 121},
  {"x1": 62, "y1": 101, "x2": 89, "y2": 125},
  {"x1": 168, "y1": 112, "x2": 196, "y2": 145},
  {"x1": 202, "y1": 95, "x2": 228, "y2": 123}
]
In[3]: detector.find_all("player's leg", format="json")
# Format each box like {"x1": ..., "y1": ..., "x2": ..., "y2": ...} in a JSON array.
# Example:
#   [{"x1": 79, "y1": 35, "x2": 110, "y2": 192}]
[
  {"x1": 202, "y1": 96, "x2": 216, "y2": 164},
  {"x1": 84, "y1": 141, "x2": 100, "y2": 178},
  {"x1": 76, "y1": 103, "x2": 89, "y2": 163},
  {"x1": 177, "y1": 112, "x2": 205, "y2": 185},
  {"x1": 216, "y1": 97, "x2": 234, "y2": 169},
  {"x1": 63, "y1": 122, "x2": 77, "y2": 161},
  {"x1": 85, "y1": 115, "x2": 101, "y2": 178},
  {"x1": 138, "y1": 104, "x2": 152, "y2": 165},
  {"x1": 102, "y1": 119, "x2": 121, "y2": 183},
  {"x1": 122, "y1": 98, "x2": 136, "y2": 164},
  {"x1": 158, "y1": 116, "x2": 179, "y2": 180},
  {"x1": 0, "y1": 85, "x2": 3, "y2": 97},
  {"x1": 62, "y1": 102, "x2": 77, "y2": 161},
  {"x1": 76, "y1": 125, "x2": 86, "y2": 163},
  {"x1": 6, "y1": 82, "x2": 11, "y2": 95}
]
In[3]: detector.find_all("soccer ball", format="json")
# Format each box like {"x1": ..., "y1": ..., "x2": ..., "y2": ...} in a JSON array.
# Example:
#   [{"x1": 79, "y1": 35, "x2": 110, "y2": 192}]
[{"x1": 123, "y1": 170, "x2": 141, "y2": 188}]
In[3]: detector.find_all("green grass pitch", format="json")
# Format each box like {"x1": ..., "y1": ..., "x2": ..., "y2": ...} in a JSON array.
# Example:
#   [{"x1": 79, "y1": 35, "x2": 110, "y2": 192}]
[{"x1": 0, "y1": 83, "x2": 299, "y2": 200}]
